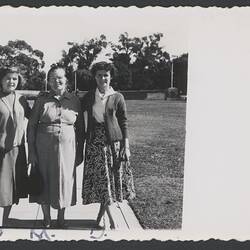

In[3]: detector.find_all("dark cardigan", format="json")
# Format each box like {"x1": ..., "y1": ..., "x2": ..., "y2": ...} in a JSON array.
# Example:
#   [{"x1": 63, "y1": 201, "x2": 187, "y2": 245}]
[{"x1": 81, "y1": 90, "x2": 128, "y2": 143}]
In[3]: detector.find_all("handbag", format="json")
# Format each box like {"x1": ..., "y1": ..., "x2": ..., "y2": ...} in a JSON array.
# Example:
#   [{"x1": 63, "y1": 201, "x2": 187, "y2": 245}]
[
  {"x1": 27, "y1": 163, "x2": 44, "y2": 196},
  {"x1": 120, "y1": 160, "x2": 136, "y2": 200},
  {"x1": 114, "y1": 159, "x2": 136, "y2": 201}
]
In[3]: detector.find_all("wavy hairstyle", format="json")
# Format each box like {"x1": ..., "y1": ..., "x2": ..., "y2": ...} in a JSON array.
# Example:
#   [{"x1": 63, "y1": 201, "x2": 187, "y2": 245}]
[
  {"x1": 47, "y1": 64, "x2": 67, "y2": 82},
  {"x1": 90, "y1": 61, "x2": 117, "y2": 89},
  {"x1": 0, "y1": 67, "x2": 23, "y2": 91}
]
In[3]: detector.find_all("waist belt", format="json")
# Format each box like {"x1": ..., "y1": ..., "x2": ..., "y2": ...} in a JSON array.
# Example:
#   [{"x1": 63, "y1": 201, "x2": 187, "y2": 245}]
[{"x1": 37, "y1": 123, "x2": 74, "y2": 133}]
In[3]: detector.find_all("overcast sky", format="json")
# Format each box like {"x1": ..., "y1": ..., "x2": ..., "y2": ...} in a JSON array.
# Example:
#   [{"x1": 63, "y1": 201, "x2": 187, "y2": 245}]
[{"x1": 0, "y1": 7, "x2": 190, "y2": 71}]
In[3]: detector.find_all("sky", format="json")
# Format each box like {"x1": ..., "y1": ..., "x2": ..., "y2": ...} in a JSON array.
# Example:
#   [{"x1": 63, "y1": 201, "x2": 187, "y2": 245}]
[{"x1": 0, "y1": 7, "x2": 190, "y2": 71}]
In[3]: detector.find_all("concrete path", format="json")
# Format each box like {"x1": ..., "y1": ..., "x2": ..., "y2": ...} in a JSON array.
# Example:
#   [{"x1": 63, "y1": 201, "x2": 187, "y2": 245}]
[{"x1": 0, "y1": 165, "x2": 142, "y2": 241}]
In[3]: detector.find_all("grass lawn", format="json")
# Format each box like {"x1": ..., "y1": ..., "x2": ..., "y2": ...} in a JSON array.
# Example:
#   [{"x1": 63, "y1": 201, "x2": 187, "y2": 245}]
[{"x1": 127, "y1": 100, "x2": 186, "y2": 229}]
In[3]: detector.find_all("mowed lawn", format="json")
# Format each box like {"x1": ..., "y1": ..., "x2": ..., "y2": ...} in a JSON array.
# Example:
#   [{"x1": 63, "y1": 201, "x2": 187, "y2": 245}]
[{"x1": 127, "y1": 100, "x2": 186, "y2": 229}]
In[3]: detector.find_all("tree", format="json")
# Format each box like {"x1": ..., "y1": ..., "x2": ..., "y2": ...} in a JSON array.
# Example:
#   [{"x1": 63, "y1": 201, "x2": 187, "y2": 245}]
[
  {"x1": 28, "y1": 70, "x2": 46, "y2": 91},
  {"x1": 111, "y1": 32, "x2": 143, "y2": 64},
  {"x1": 0, "y1": 40, "x2": 46, "y2": 90},
  {"x1": 173, "y1": 53, "x2": 188, "y2": 95},
  {"x1": 111, "y1": 49, "x2": 133, "y2": 90},
  {"x1": 58, "y1": 35, "x2": 108, "y2": 91},
  {"x1": 58, "y1": 33, "x2": 187, "y2": 92},
  {"x1": 132, "y1": 33, "x2": 170, "y2": 90},
  {"x1": 111, "y1": 59, "x2": 133, "y2": 90},
  {"x1": 110, "y1": 32, "x2": 147, "y2": 90},
  {"x1": 111, "y1": 33, "x2": 170, "y2": 90}
]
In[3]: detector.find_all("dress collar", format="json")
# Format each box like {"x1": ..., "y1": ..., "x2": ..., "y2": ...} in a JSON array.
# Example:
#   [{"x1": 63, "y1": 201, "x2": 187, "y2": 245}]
[
  {"x1": 95, "y1": 87, "x2": 116, "y2": 100},
  {"x1": 48, "y1": 90, "x2": 72, "y2": 100}
]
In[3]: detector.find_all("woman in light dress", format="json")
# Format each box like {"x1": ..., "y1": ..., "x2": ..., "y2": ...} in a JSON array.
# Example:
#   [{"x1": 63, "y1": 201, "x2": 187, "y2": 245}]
[
  {"x1": 27, "y1": 66, "x2": 84, "y2": 228},
  {"x1": 0, "y1": 67, "x2": 30, "y2": 227}
]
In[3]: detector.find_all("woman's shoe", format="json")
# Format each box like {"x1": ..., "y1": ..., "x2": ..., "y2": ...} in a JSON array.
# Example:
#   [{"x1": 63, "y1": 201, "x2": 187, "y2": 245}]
[
  {"x1": 109, "y1": 222, "x2": 116, "y2": 230},
  {"x1": 43, "y1": 219, "x2": 51, "y2": 228}
]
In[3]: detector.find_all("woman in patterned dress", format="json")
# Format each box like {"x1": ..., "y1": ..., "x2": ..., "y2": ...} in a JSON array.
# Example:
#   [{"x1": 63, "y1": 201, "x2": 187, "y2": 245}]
[
  {"x1": 0, "y1": 67, "x2": 30, "y2": 227},
  {"x1": 27, "y1": 66, "x2": 84, "y2": 228},
  {"x1": 81, "y1": 61, "x2": 135, "y2": 229}
]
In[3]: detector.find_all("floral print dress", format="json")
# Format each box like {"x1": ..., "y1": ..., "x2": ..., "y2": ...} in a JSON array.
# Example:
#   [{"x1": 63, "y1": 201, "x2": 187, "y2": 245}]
[{"x1": 82, "y1": 118, "x2": 135, "y2": 205}]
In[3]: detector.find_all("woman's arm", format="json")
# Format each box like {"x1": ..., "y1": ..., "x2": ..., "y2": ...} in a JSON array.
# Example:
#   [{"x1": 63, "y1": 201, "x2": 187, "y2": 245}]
[
  {"x1": 19, "y1": 95, "x2": 31, "y2": 119},
  {"x1": 116, "y1": 94, "x2": 130, "y2": 160},
  {"x1": 24, "y1": 97, "x2": 31, "y2": 119},
  {"x1": 27, "y1": 97, "x2": 42, "y2": 165},
  {"x1": 116, "y1": 94, "x2": 128, "y2": 139},
  {"x1": 74, "y1": 97, "x2": 85, "y2": 166}
]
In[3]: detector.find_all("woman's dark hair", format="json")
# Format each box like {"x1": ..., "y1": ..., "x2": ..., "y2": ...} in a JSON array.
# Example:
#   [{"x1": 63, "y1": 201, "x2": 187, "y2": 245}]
[
  {"x1": 89, "y1": 61, "x2": 117, "y2": 90},
  {"x1": 90, "y1": 61, "x2": 117, "y2": 78},
  {"x1": 0, "y1": 67, "x2": 23, "y2": 91},
  {"x1": 47, "y1": 64, "x2": 67, "y2": 82}
]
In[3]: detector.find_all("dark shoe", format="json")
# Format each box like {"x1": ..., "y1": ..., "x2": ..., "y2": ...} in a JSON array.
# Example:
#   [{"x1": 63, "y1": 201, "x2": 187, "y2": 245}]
[
  {"x1": 109, "y1": 220, "x2": 116, "y2": 230},
  {"x1": 43, "y1": 219, "x2": 51, "y2": 228},
  {"x1": 92, "y1": 219, "x2": 104, "y2": 229}
]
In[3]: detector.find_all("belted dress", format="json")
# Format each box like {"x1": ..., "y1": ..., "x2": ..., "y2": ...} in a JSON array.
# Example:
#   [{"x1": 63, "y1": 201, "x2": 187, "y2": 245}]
[{"x1": 27, "y1": 91, "x2": 83, "y2": 209}]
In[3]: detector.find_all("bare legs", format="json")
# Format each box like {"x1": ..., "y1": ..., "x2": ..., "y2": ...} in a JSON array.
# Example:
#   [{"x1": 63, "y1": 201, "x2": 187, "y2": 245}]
[
  {"x1": 2, "y1": 205, "x2": 12, "y2": 227},
  {"x1": 41, "y1": 205, "x2": 66, "y2": 228},
  {"x1": 106, "y1": 205, "x2": 115, "y2": 229},
  {"x1": 96, "y1": 203, "x2": 105, "y2": 226},
  {"x1": 96, "y1": 203, "x2": 115, "y2": 229}
]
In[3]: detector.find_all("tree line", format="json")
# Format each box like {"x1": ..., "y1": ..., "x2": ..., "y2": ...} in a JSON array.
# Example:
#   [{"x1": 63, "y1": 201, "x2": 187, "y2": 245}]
[{"x1": 0, "y1": 33, "x2": 188, "y2": 95}]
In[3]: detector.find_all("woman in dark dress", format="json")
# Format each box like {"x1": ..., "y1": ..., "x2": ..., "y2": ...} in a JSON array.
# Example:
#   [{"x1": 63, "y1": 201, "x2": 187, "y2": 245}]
[
  {"x1": 0, "y1": 67, "x2": 30, "y2": 227},
  {"x1": 81, "y1": 61, "x2": 135, "y2": 229}
]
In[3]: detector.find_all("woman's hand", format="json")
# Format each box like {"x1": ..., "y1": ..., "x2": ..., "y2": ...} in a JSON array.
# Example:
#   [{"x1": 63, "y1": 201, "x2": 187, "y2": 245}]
[{"x1": 120, "y1": 138, "x2": 131, "y2": 161}]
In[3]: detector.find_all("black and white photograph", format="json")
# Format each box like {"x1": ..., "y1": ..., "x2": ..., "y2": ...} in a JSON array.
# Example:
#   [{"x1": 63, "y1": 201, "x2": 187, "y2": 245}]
[
  {"x1": 2, "y1": 5, "x2": 250, "y2": 244},
  {"x1": 0, "y1": 6, "x2": 189, "y2": 240}
]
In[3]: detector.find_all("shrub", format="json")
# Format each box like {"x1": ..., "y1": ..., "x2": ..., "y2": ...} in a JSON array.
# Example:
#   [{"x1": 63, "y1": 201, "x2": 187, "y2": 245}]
[{"x1": 168, "y1": 87, "x2": 179, "y2": 98}]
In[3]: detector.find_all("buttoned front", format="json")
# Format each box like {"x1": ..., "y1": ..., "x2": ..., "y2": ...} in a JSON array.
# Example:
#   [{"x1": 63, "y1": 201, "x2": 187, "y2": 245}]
[
  {"x1": 27, "y1": 91, "x2": 84, "y2": 209},
  {"x1": 82, "y1": 90, "x2": 128, "y2": 143},
  {"x1": 36, "y1": 92, "x2": 78, "y2": 126}
]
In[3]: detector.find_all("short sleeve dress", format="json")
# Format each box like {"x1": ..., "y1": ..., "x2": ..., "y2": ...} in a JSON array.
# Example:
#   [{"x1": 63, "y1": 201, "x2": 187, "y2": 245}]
[{"x1": 27, "y1": 91, "x2": 84, "y2": 209}]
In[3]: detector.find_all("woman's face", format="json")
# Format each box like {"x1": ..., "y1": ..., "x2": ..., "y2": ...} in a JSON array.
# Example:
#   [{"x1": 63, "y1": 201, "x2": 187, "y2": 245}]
[
  {"x1": 95, "y1": 70, "x2": 111, "y2": 92},
  {"x1": 48, "y1": 68, "x2": 67, "y2": 94},
  {"x1": 1, "y1": 72, "x2": 19, "y2": 93}
]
